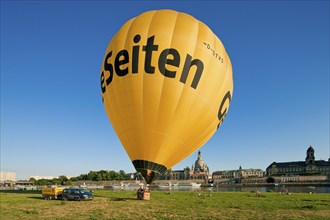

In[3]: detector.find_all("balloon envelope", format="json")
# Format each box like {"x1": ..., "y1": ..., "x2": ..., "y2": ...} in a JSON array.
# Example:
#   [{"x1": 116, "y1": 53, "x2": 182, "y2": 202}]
[{"x1": 101, "y1": 10, "x2": 233, "y2": 183}]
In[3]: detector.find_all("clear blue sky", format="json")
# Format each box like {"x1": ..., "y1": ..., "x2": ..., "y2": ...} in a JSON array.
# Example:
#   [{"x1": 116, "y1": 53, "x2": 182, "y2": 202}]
[{"x1": 1, "y1": 1, "x2": 329, "y2": 180}]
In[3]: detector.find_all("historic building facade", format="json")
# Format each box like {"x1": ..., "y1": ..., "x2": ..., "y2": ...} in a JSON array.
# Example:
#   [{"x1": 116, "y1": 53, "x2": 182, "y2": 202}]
[
  {"x1": 160, "y1": 151, "x2": 210, "y2": 180},
  {"x1": 212, "y1": 166, "x2": 264, "y2": 182},
  {"x1": 190, "y1": 151, "x2": 210, "y2": 179},
  {"x1": 266, "y1": 146, "x2": 330, "y2": 180}
]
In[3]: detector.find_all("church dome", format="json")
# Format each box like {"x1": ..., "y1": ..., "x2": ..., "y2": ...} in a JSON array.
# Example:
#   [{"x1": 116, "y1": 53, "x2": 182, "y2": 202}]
[{"x1": 194, "y1": 151, "x2": 207, "y2": 172}]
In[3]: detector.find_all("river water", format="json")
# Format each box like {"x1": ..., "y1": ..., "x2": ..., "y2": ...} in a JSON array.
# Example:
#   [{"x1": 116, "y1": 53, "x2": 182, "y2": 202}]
[
  {"x1": 210, "y1": 185, "x2": 330, "y2": 194},
  {"x1": 135, "y1": 185, "x2": 330, "y2": 193}
]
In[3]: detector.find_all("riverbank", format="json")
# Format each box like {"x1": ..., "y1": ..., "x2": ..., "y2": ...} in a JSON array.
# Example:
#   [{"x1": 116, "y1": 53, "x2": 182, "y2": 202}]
[{"x1": 214, "y1": 182, "x2": 330, "y2": 187}]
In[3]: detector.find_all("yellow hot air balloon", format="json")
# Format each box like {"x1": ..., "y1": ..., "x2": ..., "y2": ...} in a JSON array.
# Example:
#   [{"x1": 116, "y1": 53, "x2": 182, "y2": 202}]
[{"x1": 101, "y1": 10, "x2": 233, "y2": 184}]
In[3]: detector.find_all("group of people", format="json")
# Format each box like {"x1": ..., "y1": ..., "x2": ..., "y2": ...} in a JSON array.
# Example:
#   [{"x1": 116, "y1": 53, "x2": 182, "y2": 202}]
[{"x1": 137, "y1": 185, "x2": 149, "y2": 200}]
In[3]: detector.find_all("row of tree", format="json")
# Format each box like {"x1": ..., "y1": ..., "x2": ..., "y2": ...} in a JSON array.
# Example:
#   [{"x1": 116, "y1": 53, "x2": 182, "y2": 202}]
[
  {"x1": 29, "y1": 175, "x2": 71, "y2": 186},
  {"x1": 70, "y1": 170, "x2": 128, "y2": 181},
  {"x1": 28, "y1": 170, "x2": 130, "y2": 185}
]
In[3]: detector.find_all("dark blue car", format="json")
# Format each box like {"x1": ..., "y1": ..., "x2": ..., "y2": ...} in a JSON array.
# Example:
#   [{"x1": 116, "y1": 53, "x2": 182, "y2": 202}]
[{"x1": 62, "y1": 188, "x2": 93, "y2": 201}]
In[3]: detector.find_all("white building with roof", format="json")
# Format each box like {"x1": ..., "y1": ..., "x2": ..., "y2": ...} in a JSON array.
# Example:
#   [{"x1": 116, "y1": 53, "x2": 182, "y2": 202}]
[{"x1": 0, "y1": 172, "x2": 17, "y2": 182}]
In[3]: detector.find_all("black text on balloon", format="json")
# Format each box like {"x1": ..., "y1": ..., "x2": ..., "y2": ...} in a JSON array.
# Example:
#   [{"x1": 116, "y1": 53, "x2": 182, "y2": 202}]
[
  {"x1": 217, "y1": 91, "x2": 231, "y2": 129},
  {"x1": 101, "y1": 34, "x2": 204, "y2": 94}
]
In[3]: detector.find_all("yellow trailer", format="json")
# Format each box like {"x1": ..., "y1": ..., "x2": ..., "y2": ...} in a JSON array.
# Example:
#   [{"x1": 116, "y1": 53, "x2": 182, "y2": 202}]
[{"x1": 42, "y1": 186, "x2": 65, "y2": 200}]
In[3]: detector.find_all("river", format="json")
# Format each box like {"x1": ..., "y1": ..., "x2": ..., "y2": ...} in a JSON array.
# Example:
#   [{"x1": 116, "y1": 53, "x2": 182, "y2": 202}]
[
  {"x1": 143, "y1": 185, "x2": 330, "y2": 193},
  {"x1": 210, "y1": 185, "x2": 330, "y2": 194}
]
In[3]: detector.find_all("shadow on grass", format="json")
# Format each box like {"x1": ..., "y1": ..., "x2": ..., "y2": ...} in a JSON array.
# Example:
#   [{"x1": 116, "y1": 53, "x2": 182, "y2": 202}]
[
  {"x1": 93, "y1": 194, "x2": 137, "y2": 201},
  {"x1": 28, "y1": 196, "x2": 45, "y2": 200},
  {"x1": 0, "y1": 190, "x2": 41, "y2": 195},
  {"x1": 111, "y1": 197, "x2": 137, "y2": 201},
  {"x1": 301, "y1": 205, "x2": 316, "y2": 210}
]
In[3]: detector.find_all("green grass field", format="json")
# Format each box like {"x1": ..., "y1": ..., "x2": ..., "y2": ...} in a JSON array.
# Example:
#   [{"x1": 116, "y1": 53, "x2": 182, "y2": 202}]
[{"x1": 0, "y1": 190, "x2": 329, "y2": 219}]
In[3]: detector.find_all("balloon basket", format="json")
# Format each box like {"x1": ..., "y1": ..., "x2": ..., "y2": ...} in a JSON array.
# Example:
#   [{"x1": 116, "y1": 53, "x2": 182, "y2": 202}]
[
  {"x1": 143, "y1": 192, "x2": 150, "y2": 200},
  {"x1": 137, "y1": 188, "x2": 151, "y2": 200}
]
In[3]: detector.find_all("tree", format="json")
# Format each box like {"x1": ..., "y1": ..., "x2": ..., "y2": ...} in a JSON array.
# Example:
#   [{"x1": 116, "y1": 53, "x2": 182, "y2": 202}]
[
  {"x1": 65, "y1": 180, "x2": 73, "y2": 185},
  {"x1": 95, "y1": 173, "x2": 103, "y2": 181},
  {"x1": 77, "y1": 174, "x2": 88, "y2": 180},
  {"x1": 28, "y1": 177, "x2": 37, "y2": 183},
  {"x1": 58, "y1": 175, "x2": 68, "y2": 185},
  {"x1": 87, "y1": 171, "x2": 97, "y2": 181},
  {"x1": 109, "y1": 170, "x2": 117, "y2": 180},
  {"x1": 36, "y1": 179, "x2": 50, "y2": 186},
  {"x1": 67, "y1": 169, "x2": 131, "y2": 181},
  {"x1": 70, "y1": 177, "x2": 78, "y2": 181},
  {"x1": 118, "y1": 170, "x2": 126, "y2": 179},
  {"x1": 51, "y1": 178, "x2": 61, "y2": 185},
  {"x1": 99, "y1": 170, "x2": 108, "y2": 180}
]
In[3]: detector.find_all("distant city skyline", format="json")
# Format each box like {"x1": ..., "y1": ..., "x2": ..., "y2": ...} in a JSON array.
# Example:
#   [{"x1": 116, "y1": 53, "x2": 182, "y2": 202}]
[
  {"x1": 4, "y1": 145, "x2": 329, "y2": 181},
  {"x1": 1, "y1": 1, "x2": 329, "y2": 180}
]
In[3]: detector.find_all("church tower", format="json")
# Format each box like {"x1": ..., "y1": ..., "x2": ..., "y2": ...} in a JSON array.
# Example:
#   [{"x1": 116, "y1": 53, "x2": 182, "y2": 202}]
[
  {"x1": 305, "y1": 146, "x2": 315, "y2": 165},
  {"x1": 305, "y1": 146, "x2": 317, "y2": 174}
]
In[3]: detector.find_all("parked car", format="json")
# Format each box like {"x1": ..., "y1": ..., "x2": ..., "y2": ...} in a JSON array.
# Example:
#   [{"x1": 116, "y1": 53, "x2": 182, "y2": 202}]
[{"x1": 62, "y1": 188, "x2": 93, "y2": 201}]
